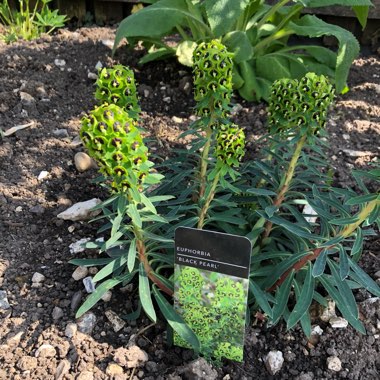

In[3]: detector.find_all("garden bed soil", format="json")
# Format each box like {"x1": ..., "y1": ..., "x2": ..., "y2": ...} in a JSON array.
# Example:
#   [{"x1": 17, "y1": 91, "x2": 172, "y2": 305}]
[{"x1": 0, "y1": 27, "x2": 379, "y2": 380}]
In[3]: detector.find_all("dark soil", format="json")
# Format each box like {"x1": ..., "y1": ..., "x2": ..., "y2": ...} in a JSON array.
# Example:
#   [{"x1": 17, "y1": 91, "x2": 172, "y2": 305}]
[{"x1": 0, "y1": 27, "x2": 379, "y2": 380}]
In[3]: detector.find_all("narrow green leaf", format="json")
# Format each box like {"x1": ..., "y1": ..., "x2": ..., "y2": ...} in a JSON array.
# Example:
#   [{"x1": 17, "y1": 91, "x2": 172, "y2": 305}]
[
  {"x1": 69, "y1": 258, "x2": 114, "y2": 267},
  {"x1": 312, "y1": 249, "x2": 327, "y2": 277},
  {"x1": 104, "y1": 231, "x2": 124, "y2": 250},
  {"x1": 128, "y1": 204, "x2": 142, "y2": 229},
  {"x1": 328, "y1": 260, "x2": 358, "y2": 319},
  {"x1": 346, "y1": 193, "x2": 377, "y2": 205},
  {"x1": 351, "y1": 227, "x2": 363, "y2": 261},
  {"x1": 249, "y1": 280, "x2": 273, "y2": 318},
  {"x1": 148, "y1": 195, "x2": 176, "y2": 203},
  {"x1": 140, "y1": 193, "x2": 157, "y2": 215},
  {"x1": 348, "y1": 258, "x2": 380, "y2": 297},
  {"x1": 139, "y1": 48, "x2": 175, "y2": 64},
  {"x1": 329, "y1": 216, "x2": 360, "y2": 225},
  {"x1": 139, "y1": 263, "x2": 157, "y2": 322},
  {"x1": 319, "y1": 274, "x2": 366, "y2": 334},
  {"x1": 76, "y1": 272, "x2": 135, "y2": 318},
  {"x1": 128, "y1": 238, "x2": 137, "y2": 273},
  {"x1": 339, "y1": 245, "x2": 349, "y2": 280},
  {"x1": 247, "y1": 187, "x2": 276, "y2": 196},
  {"x1": 152, "y1": 286, "x2": 200, "y2": 351},
  {"x1": 93, "y1": 253, "x2": 129, "y2": 283},
  {"x1": 272, "y1": 271, "x2": 294, "y2": 325},
  {"x1": 143, "y1": 231, "x2": 174, "y2": 243},
  {"x1": 287, "y1": 264, "x2": 314, "y2": 329}
]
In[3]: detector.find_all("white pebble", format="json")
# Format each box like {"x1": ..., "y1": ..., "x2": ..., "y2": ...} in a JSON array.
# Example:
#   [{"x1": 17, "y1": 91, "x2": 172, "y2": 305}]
[
  {"x1": 72, "y1": 266, "x2": 88, "y2": 281},
  {"x1": 101, "y1": 290, "x2": 112, "y2": 302},
  {"x1": 83, "y1": 276, "x2": 96, "y2": 293},
  {"x1": 38, "y1": 171, "x2": 49, "y2": 180},
  {"x1": 329, "y1": 316, "x2": 348, "y2": 328},
  {"x1": 69, "y1": 238, "x2": 90, "y2": 254},
  {"x1": 54, "y1": 59, "x2": 66, "y2": 67},
  {"x1": 32, "y1": 272, "x2": 46, "y2": 283},
  {"x1": 264, "y1": 350, "x2": 284, "y2": 375},
  {"x1": 327, "y1": 356, "x2": 342, "y2": 372},
  {"x1": 95, "y1": 61, "x2": 103, "y2": 70}
]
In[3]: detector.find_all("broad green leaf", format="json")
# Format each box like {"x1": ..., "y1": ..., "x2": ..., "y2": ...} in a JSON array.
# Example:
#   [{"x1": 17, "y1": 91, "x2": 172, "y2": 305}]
[
  {"x1": 272, "y1": 271, "x2": 294, "y2": 325},
  {"x1": 288, "y1": 15, "x2": 360, "y2": 93},
  {"x1": 128, "y1": 204, "x2": 142, "y2": 229},
  {"x1": 176, "y1": 40, "x2": 197, "y2": 66},
  {"x1": 139, "y1": 47, "x2": 175, "y2": 64},
  {"x1": 223, "y1": 31, "x2": 253, "y2": 63},
  {"x1": 348, "y1": 258, "x2": 380, "y2": 297},
  {"x1": 250, "y1": 280, "x2": 273, "y2": 318},
  {"x1": 339, "y1": 245, "x2": 349, "y2": 280},
  {"x1": 128, "y1": 238, "x2": 137, "y2": 273},
  {"x1": 152, "y1": 286, "x2": 200, "y2": 351},
  {"x1": 113, "y1": 0, "x2": 209, "y2": 52},
  {"x1": 139, "y1": 263, "x2": 157, "y2": 322},
  {"x1": 76, "y1": 272, "x2": 135, "y2": 318},
  {"x1": 288, "y1": 264, "x2": 314, "y2": 329},
  {"x1": 351, "y1": 227, "x2": 363, "y2": 261},
  {"x1": 204, "y1": 0, "x2": 250, "y2": 37}
]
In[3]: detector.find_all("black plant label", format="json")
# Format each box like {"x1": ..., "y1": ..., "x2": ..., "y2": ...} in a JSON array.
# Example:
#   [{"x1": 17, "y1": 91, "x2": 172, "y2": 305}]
[{"x1": 174, "y1": 227, "x2": 252, "y2": 362}]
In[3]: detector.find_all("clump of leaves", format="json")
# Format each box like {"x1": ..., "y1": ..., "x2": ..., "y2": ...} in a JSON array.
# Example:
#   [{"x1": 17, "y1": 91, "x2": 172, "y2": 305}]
[
  {"x1": 0, "y1": 0, "x2": 68, "y2": 43},
  {"x1": 113, "y1": 0, "x2": 373, "y2": 101},
  {"x1": 72, "y1": 41, "x2": 379, "y2": 362}
]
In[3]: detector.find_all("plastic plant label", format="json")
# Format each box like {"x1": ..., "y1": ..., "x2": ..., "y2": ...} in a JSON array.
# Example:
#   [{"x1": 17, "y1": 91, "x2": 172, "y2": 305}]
[{"x1": 174, "y1": 227, "x2": 252, "y2": 362}]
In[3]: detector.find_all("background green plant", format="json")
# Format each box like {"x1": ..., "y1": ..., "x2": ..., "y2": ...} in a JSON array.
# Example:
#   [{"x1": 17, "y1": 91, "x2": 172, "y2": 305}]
[
  {"x1": 0, "y1": 0, "x2": 67, "y2": 43},
  {"x1": 113, "y1": 0, "x2": 373, "y2": 101},
  {"x1": 73, "y1": 42, "x2": 379, "y2": 361}
]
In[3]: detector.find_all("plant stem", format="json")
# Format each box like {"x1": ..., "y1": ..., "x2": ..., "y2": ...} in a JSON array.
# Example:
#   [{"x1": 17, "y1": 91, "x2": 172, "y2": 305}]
[
  {"x1": 198, "y1": 125, "x2": 213, "y2": 199},
  {"x1": 136, "y1": 237, "x2": 173, "y2": 296},
  {"x1": 256, "y1": 0, "x2": 291, "y2": 30},
  {"x1": 267, "y1": 197, "x2": 380, "y2": 292},
  {"x1": 197, "y1": 172, "x2": 220, "y2": 229},
  {"x1": 262, "y1": 134, "x2": 307, "y2": 241}
]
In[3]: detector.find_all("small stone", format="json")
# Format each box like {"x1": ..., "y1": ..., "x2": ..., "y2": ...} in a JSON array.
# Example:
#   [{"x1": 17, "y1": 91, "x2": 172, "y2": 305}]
[
  {"x1": 70, "y1": 291, "x2": 83, "y2": 312},
  {"x1": 69, "y1": 238, "x2": 91, "y2": 254},
  {"x1": 74, "y1": 152, "x2": 97, "y2": 172},
  {"x1": 6, "y1": 331, "x2": 23, "y2": 347},
  {"x1": 76, "y1": 371, "x2": 94, "y2": 380},
  {"x1": 101, "y1": 39, "x2": 113, "y2": 48},
  {"x1": 105, "y1": 310, "x2": 126, "y2": 332},
  {"x1": 342, "y1": 149, "x2": 375, "y2": 157},
  {"x1": 77, "y1": 312, "x2": 97, "y2": 334},
  {"x1": 0, "y1": 290, "x2": 10, "y2": 310},
  {"x1": 52, "y1": 306, "x2": 64, "y2": 320},
  {"x1": 35, "y1": 344, "x2": 56, "y2": 358},
  {"x1": 146, "y1": 361, "x2": 158, "y2": 373},
  {"x1": 106, "y1": 363, "x2": 123, "y2": 376},
  {"x1": 38, "y1": 171, "x2": 49, "y2": 180},
  {"x1": 303, "y1": 204, "x2": 318, "y2": 223},
  {"x1": 311, "y1": 325, "x2": 323, "y2": 336},
  {"x1": 20, "y1": 91, "x2": 36, "y2": 106},
  {"x1": 57, "y1": 198, "x2": 102, "y2": 221},
  {"x1": 30, "y1": 204, "x2": 45, "y2": 214},
  {"x1": 264, "y1": 350, "x2": 284, "y2": 375},
  {"x1": 17, "y1": 356, "x2": 38, "y2": 371},
  {"x1": 87, "y1": 72, "x2": 98, "y2": 80},
  {"x1": 113, "y1": 346, "x2": 148, "y2": 368},
  {"x1": 95, "y1": 61, "x2": 103, "y2": 70},
  {"x1": 319, "y1": 299, "x2": 336, "y2": 322},
  {"x1": 53, "y1": 129, "x2": 69, "y2": 138},
  {"x1": 171, "y1": 116, "x2": 183, "y2": 123},
  {"x1": 71, "y1": 135, "x2": 82, "y2": 147},
  {"x1": 72, "y1": 266, "x2": 88, "y2": 281},
  {"x1": 327, "y1": 356, "x2": 342, "y2": 372},
  {"x1": 54, "y1": 59, "x2": 66, "y2": 67},
  {"x1": 374, "y1": 270, "x2": 380, "y2": 279},
  {"x1": 55, "y1": 359, "x2": 71, "y2": 380},
  {"x1": 15, "y1": 206, "x2": 23, "y2": 212},
  {"x1": 231, "y1": 103, "x2": 243, "y2": 115},
  {"x1": 83, "y1": 276, "x2": 96, "y2": 293},
  {"x1": 182, "y1": 357, "x2": 218, "y2": 380},
  {"x1": 65, "y1": 323, "x2": 78, "y2": 338},
  {"x1": 342, "y1": 133, "x2": 350, "y2": 140},
  {"x1": 88, "y1": 267, "x2": 98, "y2": 275},
  {"x1": 163, "y1": 96, "x2": 171, "y2": 103},
  {"x1": 101, "y1": 290, "x2": 112, "y2": 302},
  {"x1": 143, "y1": 89, "x2": 150, "y2": 97},
  {"x1": 32, "y1": 272, "x2": 45, "y2": 283},
  {"x1": 330, "y1": 316, "x2": 348, "y2": 328}
]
